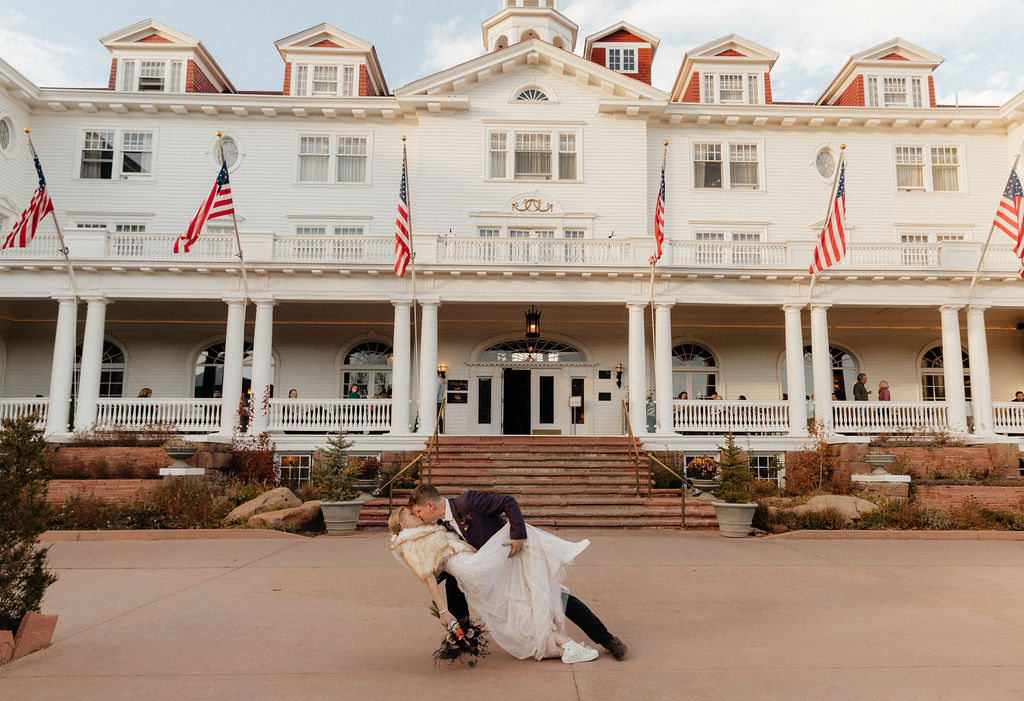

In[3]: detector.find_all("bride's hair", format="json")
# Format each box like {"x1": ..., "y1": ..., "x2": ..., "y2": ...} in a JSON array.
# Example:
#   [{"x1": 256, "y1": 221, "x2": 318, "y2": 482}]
[{"x1": 388, "y1": 507, "x2": 408, "y2": 535}]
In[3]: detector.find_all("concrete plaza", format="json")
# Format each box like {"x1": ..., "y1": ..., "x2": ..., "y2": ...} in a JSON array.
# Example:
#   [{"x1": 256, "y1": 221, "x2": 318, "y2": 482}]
[{"x1": 1, "y1": 529, "x2": 1023, "y2": 700}]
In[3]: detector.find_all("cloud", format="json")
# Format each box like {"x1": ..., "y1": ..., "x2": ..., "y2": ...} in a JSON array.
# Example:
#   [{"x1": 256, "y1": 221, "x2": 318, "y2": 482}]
[
  {"x1": 416, "y1": 16, "x2": 484, "y2": 80},
  {"x1": 0, "y1": 14, "x2": 97, "y2": 87}
]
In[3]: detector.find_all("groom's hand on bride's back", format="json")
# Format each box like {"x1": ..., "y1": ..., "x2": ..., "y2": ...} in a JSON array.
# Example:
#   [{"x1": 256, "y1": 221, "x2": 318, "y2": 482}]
[{"x1": 504, "y1": 539, "x2": 525, "y2": 558}]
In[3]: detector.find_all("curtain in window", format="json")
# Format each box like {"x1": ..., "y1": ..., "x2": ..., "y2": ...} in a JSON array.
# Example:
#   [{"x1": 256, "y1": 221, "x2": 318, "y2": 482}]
[
  {"x1": 299, "y1": 136, "x2": 329, "y2": 182},
  {"x1": 81, "y1": 131, "x2": 114, "y2": 179},
  {"x1": 558, "y1": 133, "x2": 576, "y2": 180},
  {"x1": 729, "y1": 144, "x2": 758, "y2": 188},
  {"x1": 515, "y1": 133, "x2": 551, "y2": 178},
  {"x1": 931, "y1": 147, "x2": 959, "y2": 191},
  {"x1": 895, "y1": 147, "x2": 923, "y2": 188},
  {"x1": 337, "y1": 137, "x2": 367, "y2": 182},
  {"x1": 489, "y1": 132, "x2": 507, "y2": 178},
  {"x1": 693, "y1": 144, "x2": 722, "y2": 188},
  {"x1": 294, "y1": 65, "x2": 308, "y2": 96},
  {"x1": 121, "y1": 60, "x2": 135, "y2": 91},
  {"x1": 121, "y1": 132, "x2": 152, "y2": 175},
  {"x1": 702, "y1": 74, "x2": 714, "y2": 103}
]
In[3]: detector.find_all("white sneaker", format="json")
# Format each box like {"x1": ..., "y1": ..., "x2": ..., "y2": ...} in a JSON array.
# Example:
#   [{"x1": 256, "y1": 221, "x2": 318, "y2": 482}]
[{"x1": 561, "y1": 640, "x2": 599, "y2": 664}]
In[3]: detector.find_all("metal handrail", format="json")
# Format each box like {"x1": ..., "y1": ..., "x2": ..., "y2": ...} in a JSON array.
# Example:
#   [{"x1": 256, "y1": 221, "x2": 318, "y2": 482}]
[
  {"x1": 621, "y1": 400, "x2": 643, "y2": 497},
  {"x1": 622, "y1": 399, "x2": 691, "y2": 529},
  {"x1": 371, "y1": 397, "x2": 447, "y2": 501}
]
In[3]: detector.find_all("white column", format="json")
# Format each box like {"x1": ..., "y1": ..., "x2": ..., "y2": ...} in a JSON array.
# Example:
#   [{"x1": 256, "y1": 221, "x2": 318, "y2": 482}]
[
  {"x1": 390, "y1": 299, "x2": 412, "y2": 434},
  {"x1": 418, "y1": 300, "x2": 440, "y2": 435},
  {"x1": 217, "y1": 297, "x2": 247, "y2": 436},
  {"x1": 783, "y1": 303, "x2": 808, "y2": 437},
  {"x1": 627, "y1": 301, "x2": 647, "y2": 434},
  {"x1": 74, "y1": 297, "x2": 108, "y2": 429},
  {"x1": 653, "y1": 301, "x2": 674, "y2": 434},
  {"x1": 248, "y1": 298, "x2": 275, "y2": 434},
  {"x1": 966, "y1": 304, "x2": 993, "y2": 436},
  {"x1": 44, "y1": 296, "x2": 78, "y2": 436},
  {"x1": 940, "y1": 304, "x2": 968, "y2": 432},
  {"x1": 809, "y1": 302, "x2": 832, "y2": 429}
]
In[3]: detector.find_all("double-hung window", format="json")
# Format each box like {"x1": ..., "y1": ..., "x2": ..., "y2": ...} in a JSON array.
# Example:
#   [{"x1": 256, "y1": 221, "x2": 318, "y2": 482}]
[
  {"x1": 693, "y1": 144, "x2": 722, "y2": 188},
  {"x1": 298, "y1": 135, "x2": 369, "y2": 184},
  {"x1": 865, "y1": 75, "x2": 925, "y2": 108},
  {"x1": 693, "y1": 142, "x2": 761, "y2": 190},
  {"x1": 139, "y1": 61, "x2": 165, "y2": 91},
  {"x1": 79, "y1": 129, "x2": 155, "y2": 180},
  {"x1": 700, "y1": 73, "x2": 762, "y2": 105},
  {"x1": 292, "y1": 64, "x2": 356, "y2": 97},
  {"x1": 606, "y1": 48, "x2": 636, "y2": 73},
  {"x1": 312, "y1": 65, "x2": 338, "y2": 96},
  {"x1": 488, "y1": 128, "x2": 580, "y2": 181},
  {"x1": 729, "y1": 144, "x2": 759, "y2": 188},
  {"x1": 118, "y1": 59, "x2": 183, "y2": 93},
  {"x1": 895, "y1": 145, "x2": 962, "y2": 192}
]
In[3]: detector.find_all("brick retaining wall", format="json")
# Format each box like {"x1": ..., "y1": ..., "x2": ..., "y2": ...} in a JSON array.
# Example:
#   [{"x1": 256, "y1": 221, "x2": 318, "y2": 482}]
[
  {"x1": 47, "y1": 479, "x2": 163, "y2": 505},
  {"x1": 912, "y1": 485, "x2": 1024, "y2": 510}
]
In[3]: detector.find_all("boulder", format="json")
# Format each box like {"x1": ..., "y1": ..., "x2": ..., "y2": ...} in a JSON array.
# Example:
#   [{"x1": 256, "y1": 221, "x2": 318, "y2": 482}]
[
  {"x1": 0, "y1": 629, "x2": 14, "y2": 665},
  {"x1": 247, "y1": 500, "x2": 323, "y2": 530},
  {"x1": 791, "y1": 495, "x2": 877, "y2": 524},
  {"x1": 12, "y1": 612, "x2": 58, "y2": 660},
  {"x1": 226, "y1": 487, "x2": 301, "y2": 522}
]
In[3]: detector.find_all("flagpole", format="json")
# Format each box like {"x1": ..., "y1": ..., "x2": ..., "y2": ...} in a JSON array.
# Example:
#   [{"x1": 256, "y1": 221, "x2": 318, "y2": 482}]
[
  {"x1": 807, "y1": 144, "x2": 846, "y2": 301},
  {"x1": 402, "y1": 135, "x2": 421, "y2": 432},
  {"x1": 216, "y1": 131, "x2": 250, "y2": 301},
  {"x1": 967, "y1": 141, "x2": 1024, "y2": 299},
  {"x1": 649, "y1": 140, "x2": 667, "y2": 430},
  {"x1": 23, "y1": 128, "x2": 79, "y2": 299}
]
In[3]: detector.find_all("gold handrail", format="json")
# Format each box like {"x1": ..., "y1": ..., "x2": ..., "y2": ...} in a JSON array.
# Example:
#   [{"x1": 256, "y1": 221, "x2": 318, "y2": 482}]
[
  {"x1": 372, "y1": 397, "x2": 447, "y2": 501},
  {"x1": 622, "y1": 399, "x2": 691, "y2": 529},
  {"x1": 621, "y1": 400, "x2": 643, "y2": 496},
  {"x1": 647, "y1": 453, "x2": 692, "y2": 529}
]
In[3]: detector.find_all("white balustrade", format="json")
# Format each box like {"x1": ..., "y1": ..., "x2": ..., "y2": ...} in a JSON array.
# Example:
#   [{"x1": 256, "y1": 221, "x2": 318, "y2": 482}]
[
  {"x1": 267, "y1": 399, "x2": 393, "y2": 432},
  {"x1": 982, "y1": 247, "x2": 1023, "y2": 272},
  {"x1": 993, "y1": 402, "x2": 1024, "y2": 435},
  {"x1": 670, "y1": 241, "x2": 788, "y2": 268},
  {"x1": 94, "y1": 398, "x2": 222, "y2": 433},
  {"x1": 672, "y1": 400, "x2": 790, "y2": 433},
  {"x1": 0, "y1": 398, "x2": 50, "y2": 428},
  {"x1": 831, "y1": 400, "x2": 949, "y2": 434},
  {"x1": 273, "y1": 236, "x2": 392, "y2": 263},
  {"x1": 108, "y1": 233, "x2": 236, "y2": 260},
  {"x1": 438, "y1": 237, "x2": 632, "y2": 266},
  {"x1": 838, "y1": 244, "x2": 940, "y2": 269},
  {"x1": 0, "y1": 234, "x2": 60, "y2": 258}
]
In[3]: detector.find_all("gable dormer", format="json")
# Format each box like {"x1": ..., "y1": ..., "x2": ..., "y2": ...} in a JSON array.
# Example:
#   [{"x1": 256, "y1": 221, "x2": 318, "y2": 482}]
[
  {"x1": 100, "y1": 20, "x2": 235, "y2": 94},
  {"x1": 481, "y1": 0, "x2": 578, "y2": 52},
  {"x1": 817, "y1": 38, "x2": 943, "y2": 107},
  {"x1": 670, "y1": 34, "x2": 778, "y2": 105},
  {"x1": 583, "y1": 21, "x2": 659, "y2": 86},
  {"x1": 275, "y1": 24, "x2": 387, "y2": 97}
]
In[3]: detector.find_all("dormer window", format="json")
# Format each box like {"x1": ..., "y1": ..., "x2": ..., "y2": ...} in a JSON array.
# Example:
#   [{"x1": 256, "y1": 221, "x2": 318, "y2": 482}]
[
  {"x1": 292, "y1": 64, "x2": 356, "y2": 97},
  {"x1": 700, "y1": 72, "x2": 761, "y2": 105},
  {"x1": 119, "y1": 59, "x2": 183, "y2": 93},
  {"x1": 516, "y1": 89, "x2": 548, "y2": 102},
  {"x1": 865, "y1": 75, "x2": 924, "y2": 107},
  {"x1": 606, "y1": 48, "x2": 636, "y2": 73}
]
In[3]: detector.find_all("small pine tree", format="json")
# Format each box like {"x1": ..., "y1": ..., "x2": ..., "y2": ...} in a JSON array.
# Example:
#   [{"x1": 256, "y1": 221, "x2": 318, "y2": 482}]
[
  {"x1": 311, "y1": 430, "x2": 358, "y2": 502},
  {"x1": 0, "y1": 415, "x2": 57, "y2": 631},
  {"x1": 713, "y1": 433, "x2": 755, "y2": 504}
]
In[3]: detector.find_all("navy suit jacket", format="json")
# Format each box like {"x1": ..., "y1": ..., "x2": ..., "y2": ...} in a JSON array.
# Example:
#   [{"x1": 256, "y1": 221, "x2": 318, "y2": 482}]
[{"x1": 447, "y1": 490, "x2": 526, "y2": 550}]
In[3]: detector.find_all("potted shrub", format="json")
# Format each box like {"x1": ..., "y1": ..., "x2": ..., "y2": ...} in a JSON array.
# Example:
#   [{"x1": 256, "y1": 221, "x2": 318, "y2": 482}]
[
  {"x1": 712, "y1": 434, "x2": 757, "y2": 538},
  {"x1": 686, "y1": 456, "x2": 719, "y2": 501},
  {"x1": 161, "y1": 437, "x2": 203, "y2": 476},
  {"x1": 312, "y1": 431, "x2": 363, "y2": 535},
  {"x1": 350, "y1": 455, "x2": 382, "y2": 499}
]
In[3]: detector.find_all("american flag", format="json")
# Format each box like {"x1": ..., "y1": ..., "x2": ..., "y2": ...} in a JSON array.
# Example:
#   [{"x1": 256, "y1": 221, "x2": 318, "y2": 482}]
[
  {"x1": 2, "y1": 155, "x2": 54, "y2": 250},
  {"x1": 993, "y1": 169, "x2": 1024, "y2": 277},
  {"x1": 809, "y1": 161, "x2": 847, "y2": 274},
  {"x1": 394, "y1": 145, "x2": 412, "y2": 277},
  {"x1": 651, "y1": 163, "x2": 666, "y2": 264},
  {"x1": 174, "y1": 162, "x2": 234, "y2": 254}
]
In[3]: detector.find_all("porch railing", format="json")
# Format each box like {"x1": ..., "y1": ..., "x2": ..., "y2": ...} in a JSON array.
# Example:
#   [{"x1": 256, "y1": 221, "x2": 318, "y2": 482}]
[
  {"x1": 670, "y1": 241, "x2": 788, "y2": 268},
  {"x1": 266, "y1": 399, "x2": 392, "y2": 433},
  {"x1": 838, "y1": 244, "x2": 940, "y2": 269},
  {"x1": 831, "y1": 400, "x2": 949, "y2": 433},
  {"x1": 0, "y1": 398, "x2": 49, "y2": 428},
  {"x1": 94, "y1": 398, "x2": 221, "y2": 433},
  {"x1": 672, "y1": 400, "x2": 790, "y2": 434},
  {"x1": 438, "y1": 237, "x2": 632, "y2": 266},
  {"x1": 1, "y1": 234, "x2": 61, "y2": 258},
  {"x1": 108, "y1": 233, "x2": 236, "y2": 259},
  {"x1": 993, "y1": 402, "x2": 1024, "y2": 435},
  {"x1": 273, "y1": 236, "x2": 393, "y2": 263}
]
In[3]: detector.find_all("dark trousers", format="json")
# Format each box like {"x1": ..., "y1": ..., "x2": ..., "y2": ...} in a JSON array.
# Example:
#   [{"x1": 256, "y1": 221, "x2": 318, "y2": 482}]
[{"x1": 438, "y1": 572, "x2": 612, "y2": 647}]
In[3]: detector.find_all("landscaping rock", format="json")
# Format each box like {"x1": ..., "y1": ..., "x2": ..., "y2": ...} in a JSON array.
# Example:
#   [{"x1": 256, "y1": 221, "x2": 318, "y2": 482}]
[
  {"x1": 12, "y1": 612, "x2": 58, "y2": 660},
  {"x1": 0, "y1": 629, "x2": 14, "y2": 665},
  {"x1": 770, "y1": 524, "x2": 789, "y2": 534},
  {"x1": 247, "y1": 500, "x2": 323, "y2": 530},
  {"x1": 227, "y1": 487, "x2": 301, "y2": 522},
  {"x1": 791, "y1": 495, "x2": 877, "y2": 524}
]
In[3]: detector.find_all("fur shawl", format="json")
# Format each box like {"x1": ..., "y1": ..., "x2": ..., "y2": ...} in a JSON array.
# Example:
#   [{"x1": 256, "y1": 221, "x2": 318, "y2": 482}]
[{"x1": 390, "y1": 525, "x2": 475, "y2": 581}]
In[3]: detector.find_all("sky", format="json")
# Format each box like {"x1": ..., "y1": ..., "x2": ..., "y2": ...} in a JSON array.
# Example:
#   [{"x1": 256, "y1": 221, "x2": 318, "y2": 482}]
[{"x1": 1, "y1": 0, "x2": 1023, "y2": 105}]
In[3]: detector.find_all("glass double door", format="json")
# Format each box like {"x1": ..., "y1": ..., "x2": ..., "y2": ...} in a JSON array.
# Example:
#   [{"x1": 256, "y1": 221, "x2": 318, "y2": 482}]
[{"x1": 500, "y1": 368, "x2": 585, "y2": 435}]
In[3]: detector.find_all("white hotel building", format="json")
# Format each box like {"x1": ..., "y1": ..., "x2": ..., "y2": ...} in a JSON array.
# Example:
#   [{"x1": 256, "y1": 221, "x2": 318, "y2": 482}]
[{"x1": 1, "y1": 0, "x2": 1023, "y2": 462}]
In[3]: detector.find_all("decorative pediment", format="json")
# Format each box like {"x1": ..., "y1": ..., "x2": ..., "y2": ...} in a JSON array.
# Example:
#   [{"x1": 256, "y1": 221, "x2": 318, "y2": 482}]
[
  {"x1": 274, "y1": 24, "x2": 374, "y2": 56},
  {"x1": 395, "y1": 39, "x2": 668, "y2": 102},
  {"x1": 583, "y1": 21, "x2": 660, "y2": 58},
  {"x1": 684, "y1": 34, "x2": 779, "y2": 65},
  {"x1": 851, "y1": 38, "x2": 944, "y2": 67},
  {"x1": 99, "y1": 20, "x2": 201, "y2": 48}
]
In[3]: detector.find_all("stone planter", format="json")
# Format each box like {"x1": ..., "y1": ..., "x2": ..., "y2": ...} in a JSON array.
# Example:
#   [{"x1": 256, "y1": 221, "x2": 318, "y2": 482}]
[
  {"x1": 863, "y1": 453, "x2": 895, "y2": 475},
  {"x1": 712, "y1": 501, "x2": 757, "y2": 538},
  {"x1": 690, "y1": 478, "x2": 720, "y2": 501},
  {"x1": 320, "y1": 500, "x2": 365, "y2": 535},
  {"x1": 351, "y1": 478, "x2": 381, "y2": 501},
  {"x1": 160, "y1": 445, "x2": 204, "y2": 477}
]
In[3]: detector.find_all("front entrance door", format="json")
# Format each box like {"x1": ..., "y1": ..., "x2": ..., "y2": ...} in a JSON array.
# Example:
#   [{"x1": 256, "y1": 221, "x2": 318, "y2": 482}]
[{"x1": 503, "y1": 368, "x2": 531, "y2": 435}]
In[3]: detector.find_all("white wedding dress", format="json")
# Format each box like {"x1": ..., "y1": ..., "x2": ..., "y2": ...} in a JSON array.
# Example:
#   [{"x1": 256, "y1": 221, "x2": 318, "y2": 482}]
[{"x1": 391, "y1": 523, "x2": 589, "y2": 660}]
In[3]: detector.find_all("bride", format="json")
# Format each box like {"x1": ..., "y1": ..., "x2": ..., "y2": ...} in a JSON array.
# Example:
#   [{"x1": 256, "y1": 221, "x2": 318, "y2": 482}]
[{"x1": 388, "y1": 506, "x2": 599, "y2": 664}]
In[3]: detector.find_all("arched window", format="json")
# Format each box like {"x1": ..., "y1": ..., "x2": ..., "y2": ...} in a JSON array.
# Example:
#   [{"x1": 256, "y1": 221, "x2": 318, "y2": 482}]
[
  {"x1": 516, "y1": 88, "x2": 549, "y2": 102},
  {"x1": 479, "y1": 338, "x2": 584, "y2": 363},
  {"x1": 74, "y1": 340, "x2": 125, "y2": 398},
  {"x1": 552, "y1": 37, "x2": 565, "y2": 49},
  {"x1": 780, "y1": 345, "x2": 857, "y2": 400},
  {"x1": 342, "y1": 341, "x2": 393, "y2": 398},
  {"x1": 494, "y1": 35, "x2": 509, "y2": 50},
  {"x1": 672, "y1": 344, "x2": 717, "y2": 398},
  {"x1": 193, "y1": 341, "x2": 265, "y2": 398},
  {"x1": 521, "y1": 29, "x2": 540, "y2": 41},
  {"x1": 920, "y1": 345, "x2": 970, "y2": 401}
]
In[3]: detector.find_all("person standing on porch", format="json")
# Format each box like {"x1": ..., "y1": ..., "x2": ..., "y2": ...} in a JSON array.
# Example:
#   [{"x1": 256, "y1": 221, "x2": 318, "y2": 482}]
[
  {"x1": 853, "y1": 373, "x2": 870, "y2": 401},
  {"x1": 1013, "y1": 391, "x2": 1024, "y2": 402},
  {"x1": 878, "y1": 381, "x2": 890, "y2": 401},
  {"x1": 436, "y1": 371, "x2": 447, "y2": 433}
]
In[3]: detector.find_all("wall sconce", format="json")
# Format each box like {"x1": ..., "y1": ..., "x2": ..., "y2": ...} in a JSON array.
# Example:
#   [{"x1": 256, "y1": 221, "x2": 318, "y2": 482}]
[
  {"x1": 615, "y1": 363, "x2": 624, "y2": 388},
  {"x1": 437, "y1": 361, "x2": 448, "y2": 375},
  {"x1": 387, "y1": 354, "x2": 395, "y2": 365},
  {"x1": 524, "y1": 306, "x2": 541, "y2": 352}
]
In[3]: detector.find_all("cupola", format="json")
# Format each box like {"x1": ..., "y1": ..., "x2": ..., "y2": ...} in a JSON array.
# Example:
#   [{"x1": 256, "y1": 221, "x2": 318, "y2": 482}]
[{"x1": 481, "y1": 0, "x2": 578, "y2": 53}]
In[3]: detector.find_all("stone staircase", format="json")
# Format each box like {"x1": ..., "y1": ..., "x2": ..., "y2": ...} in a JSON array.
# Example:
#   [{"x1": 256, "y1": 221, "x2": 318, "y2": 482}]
[{"x1": 358, "y1": 436, "x2": 717, "y2": 530}]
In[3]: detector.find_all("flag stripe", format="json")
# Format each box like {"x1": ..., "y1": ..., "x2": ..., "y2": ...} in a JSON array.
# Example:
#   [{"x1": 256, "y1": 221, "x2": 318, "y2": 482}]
[
  {"x1": 809, "y1": 161, "x2": 847, "y2": 274},
  {"x1": 174, "y1": 162, "x2": 233, "y2": 254},
  {"x1": 652, "y1": 163, "x2": 665, "y2": 263},
  {"x1": 992, "y1": 168, "x2": 1024, "y2": 279},
  {"x1": 395, "y1": 146, "x2": 412, "y2": 277},
  {"x1": 2, "y1": 155, "x2": 54, "y2": 251}
]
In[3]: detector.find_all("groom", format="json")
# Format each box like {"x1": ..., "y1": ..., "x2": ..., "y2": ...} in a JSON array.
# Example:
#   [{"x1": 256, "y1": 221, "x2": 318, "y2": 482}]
[{"x1": 408, "y1": 484, "x2": 628, "y2": 660}]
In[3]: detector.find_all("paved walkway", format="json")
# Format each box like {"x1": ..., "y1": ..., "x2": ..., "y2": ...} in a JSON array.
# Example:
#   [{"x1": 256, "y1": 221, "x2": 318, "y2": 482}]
[{"x1": 2, "y1": 530, "x2": 1024, "y2": 700}]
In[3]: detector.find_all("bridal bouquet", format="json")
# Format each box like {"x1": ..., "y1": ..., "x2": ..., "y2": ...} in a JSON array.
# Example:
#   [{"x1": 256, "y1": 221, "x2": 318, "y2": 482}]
[{"x1": 430, "y1": 605, "x2": 490, "y2": 667}]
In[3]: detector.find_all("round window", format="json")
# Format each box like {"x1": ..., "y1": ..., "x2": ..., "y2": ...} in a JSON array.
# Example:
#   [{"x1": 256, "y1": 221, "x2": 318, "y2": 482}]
[
  {"x1": 0, "y1": 117, "x2": 12, "y2": 153},
  {"x1": 219, "y1": 137, "x2": 240, "y2": 169},
  {"x1": 815, "y1": 148, "x2": 836, "y2": 179}
]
